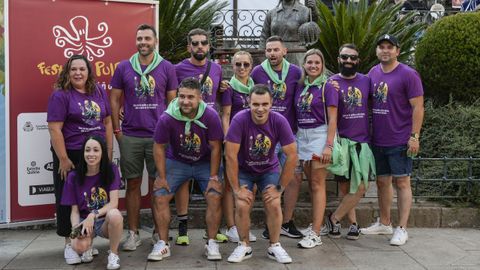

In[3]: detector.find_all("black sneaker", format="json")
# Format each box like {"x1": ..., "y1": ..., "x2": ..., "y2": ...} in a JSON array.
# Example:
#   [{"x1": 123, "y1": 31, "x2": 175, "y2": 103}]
[
  {"x1": 327, "y1": 214, "x2": 341, "y2": 239},
  {"x1": 261, "y1": 227, "x2": 270, "y2": 239},
  {"x1": 346, "y1": 223, "x2": 360, "y2": 240},
  {"x1": 280, "y1": 220, "x2": 303, "y2": 238}
]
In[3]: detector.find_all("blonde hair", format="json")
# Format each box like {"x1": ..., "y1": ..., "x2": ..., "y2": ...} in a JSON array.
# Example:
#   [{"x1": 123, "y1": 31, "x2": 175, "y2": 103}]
[
  {"x1": 232, "y1": 50, "x2": 253, "y2": 65},
  {"x1": 299, "y1": 48, "x2": 326, "y2": 85}
]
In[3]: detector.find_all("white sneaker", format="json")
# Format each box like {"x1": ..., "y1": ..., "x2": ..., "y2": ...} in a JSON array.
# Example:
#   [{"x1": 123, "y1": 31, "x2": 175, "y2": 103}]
[
  {"x1": 64, "y1": 244, "x2": 81, "y2": 265},
  {"x1": 92, "y1": 247, "x2": 99, "y2": 256},
  {"x1": 205, "y1": 239, "x2": 222, "y2": 261},
  {"x1": 390, "y1": 227, "x2": 408, "y2": 246},
  {"x1": 297, "y1": 229, "x2": 322, "y2": 249},
  {"x1": 227, "y1": 242, "x2": 253, "y2": 263},
  {"x1": 301, "y1": 223, "x2": 329, "y2": 236},
  {"x1": 80, "y1": 248, "x2": 93, "y2": 263},
  {"x1": 225, "y1": 226, "x2": 257, "y2": 243},
  {"x1": 107, "y1": 251, "x2": 120, "y2": 270},
  {"x1": 122, "y1": 230, "x2": 142, "y2": 251},
  {"x1": 267, "y1": 243, "x2": 292, "y2": 264},
  {"x1": 361, "y1": 218, "x2": 393, "y2": 235},
  {"x1": 148, "y1": 240, "x2": 171, "y2": 261}
]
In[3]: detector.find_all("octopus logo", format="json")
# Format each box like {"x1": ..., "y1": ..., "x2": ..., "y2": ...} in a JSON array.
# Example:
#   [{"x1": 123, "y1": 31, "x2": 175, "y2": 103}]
[{"x1": 53, "y1": 15, "x2": 113, "y2": 61}]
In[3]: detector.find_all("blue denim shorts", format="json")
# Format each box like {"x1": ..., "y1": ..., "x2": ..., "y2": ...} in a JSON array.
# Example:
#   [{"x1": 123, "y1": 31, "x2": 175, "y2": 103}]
[
  {"x1": 238, "y1": 170, "x2": 280, "y2": 193},
  {"x1": 80, "y1": 217, "x2": 106, "y2": 238},
  {"x1": 275, "y1": 143, "x2": 302, "y2": 173},
  {"x1": 372, "y1": 145, "x2": 412, "y2": 177},
  {"x1": 153, "y1": 158, "x2": 221, "y2": 196}
]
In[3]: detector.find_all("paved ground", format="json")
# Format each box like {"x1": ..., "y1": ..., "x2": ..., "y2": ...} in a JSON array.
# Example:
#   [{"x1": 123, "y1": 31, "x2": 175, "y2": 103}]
[{"x1": 1, "y1": 228, "x2": 480, "y2": 270}]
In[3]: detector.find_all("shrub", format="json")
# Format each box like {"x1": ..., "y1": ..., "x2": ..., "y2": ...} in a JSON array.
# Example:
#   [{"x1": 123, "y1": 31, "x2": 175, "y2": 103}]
[{"x1": 415, "y1": 12, "x2": 480, "y2": 104}]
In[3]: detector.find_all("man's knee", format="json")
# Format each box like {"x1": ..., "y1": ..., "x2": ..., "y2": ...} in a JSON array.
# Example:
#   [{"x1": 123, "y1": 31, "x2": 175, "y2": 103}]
[{"x1": 126, "y1": 178, "x2": 142, "y2": 191}]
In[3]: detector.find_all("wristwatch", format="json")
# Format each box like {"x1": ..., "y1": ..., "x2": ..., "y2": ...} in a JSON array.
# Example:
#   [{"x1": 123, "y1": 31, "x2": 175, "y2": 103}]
[
  {"x1": 275, "y1": 184, "x2": 285, "y2": 194},
  {"x1": 410, "y1": 133, "x2": 420, "y2": 141},
  {"x1": 92, "y1": 209, "x2": 100, "y2": 220}
]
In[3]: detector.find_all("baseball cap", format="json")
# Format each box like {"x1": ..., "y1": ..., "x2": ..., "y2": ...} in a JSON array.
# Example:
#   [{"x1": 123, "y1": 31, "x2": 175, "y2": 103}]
[{"x1": 377, "y1": 34, "x2": 400, "y2": 47}]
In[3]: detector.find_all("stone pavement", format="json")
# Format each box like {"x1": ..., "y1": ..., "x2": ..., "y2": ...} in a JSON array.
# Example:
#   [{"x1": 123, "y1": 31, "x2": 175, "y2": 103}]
[{"x1": 1, "y1": 228, "x2": 480, "y2": 270}]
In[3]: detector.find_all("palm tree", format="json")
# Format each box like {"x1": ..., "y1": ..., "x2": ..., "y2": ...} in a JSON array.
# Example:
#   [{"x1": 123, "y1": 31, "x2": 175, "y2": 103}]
[{"x1": 157, "y1": 0, "x2": 228, "y2": 63}]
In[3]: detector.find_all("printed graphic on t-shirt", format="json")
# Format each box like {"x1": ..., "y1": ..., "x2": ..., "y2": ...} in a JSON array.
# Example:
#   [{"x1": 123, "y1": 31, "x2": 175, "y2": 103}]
[
  {"x1": 270, "y1": 82, "x2": 287, "y2": 100},
  {"x1": 134, "y1": 75, "x2": 156, "y2": 98},
  {"x1": 249, "y1": 134, "x2": 272, "y2": 159},
  {"x1": 85, "y1": 187, "x2": 108, "y2": 211},
  {"x1": 341, "y1": 86, "x2": 363, "y2": 111},
  {"x1": 373, "y1": 81, "x2": 388, "y2": 103},
  {"x1": 78, "y1": 100, "x2": 101, "y2": 125},
  {"x1": 179, "y1": 132, "x2": 201, "y2": 160},
  {"x1": 200, "y1": 76, "x2": 213, "y2": 100},
  {"x1": 297, "y1": 92, "x2": 313, "y2": 113},
  {"x1": 239, "y1": 95, "x2": 249, "y2": 109}
]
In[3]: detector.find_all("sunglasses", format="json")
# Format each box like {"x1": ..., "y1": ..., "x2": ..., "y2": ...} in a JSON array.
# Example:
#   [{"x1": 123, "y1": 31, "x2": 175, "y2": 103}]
[
  {"x1": 190, "y1": 40, "x2": 209, "y2": 47},
  {"x1": 235, "y1": 62, "x2": 251, "y2": 68},
  {"x1": 339, "y1": 54, "x2": 359, "y2": 61}
]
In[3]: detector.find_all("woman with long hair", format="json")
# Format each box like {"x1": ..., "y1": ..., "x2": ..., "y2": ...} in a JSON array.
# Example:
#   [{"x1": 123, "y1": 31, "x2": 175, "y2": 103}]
[
  {"x1": 294, "y1": 49, "x2": 338, "y2": 249},
  {"x1": 47, "y1": 54, "x2": 113, "y2": 264},
  {"x1": 61, "y1": 136, "x2": 122, "y2": 269}
]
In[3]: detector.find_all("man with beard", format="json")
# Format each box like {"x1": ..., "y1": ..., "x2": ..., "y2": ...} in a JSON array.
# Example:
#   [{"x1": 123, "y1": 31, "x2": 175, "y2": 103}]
[
  {"x1": 150, "y1": 77, "x2": 224, "y2": 261},
  {"x1": 225, "y1": 84, "x2": 297, "y2": 263},
  {"x1": 251, "y1": 35, "x2": 304, "y2": 240},
  {"x1": 172, "y1": 28, "x2": 226, "y2": 246},
  {"x1": 323, "y1": 44, "x2": 376, "y2": 240},
  {"x1": 110, "y1": 24, "x2": 178, "y2": 251},
  {"x1": 361, "y1": 35, "x2": 424, "y2": 246}
]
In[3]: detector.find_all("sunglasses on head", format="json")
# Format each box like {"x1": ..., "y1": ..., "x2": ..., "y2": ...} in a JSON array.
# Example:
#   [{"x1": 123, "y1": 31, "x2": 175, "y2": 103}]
[
  {"x1": 191, "y1": 40, "x2": 209, "y2": 47},
  {"x1": 339, "y1": 54, "x2": 359, "y2": 61},
  {"x1": 235, "y1": 62, "x2": 251, "y2": 68}
]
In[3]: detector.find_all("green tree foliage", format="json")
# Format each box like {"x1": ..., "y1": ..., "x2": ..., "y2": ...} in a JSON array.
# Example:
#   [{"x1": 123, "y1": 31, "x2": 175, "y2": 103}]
[
  {"x1": 314, "y1": 0, "x2": 426, "y2": 74},
  {"x1": 158, "y1": 0, "x2": 228, "y2": 63},
  {"x1": 415, "y1": 13, "x2": 480, "y2": 104}
]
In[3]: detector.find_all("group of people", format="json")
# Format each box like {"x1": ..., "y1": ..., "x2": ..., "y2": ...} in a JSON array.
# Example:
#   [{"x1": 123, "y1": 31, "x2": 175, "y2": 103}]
[{"x1": 47, "y1": 23, "x2": 424, "y2": 269}]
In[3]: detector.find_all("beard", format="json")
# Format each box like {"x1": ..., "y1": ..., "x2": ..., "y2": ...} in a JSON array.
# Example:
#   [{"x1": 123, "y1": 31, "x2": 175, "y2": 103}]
[
  {"x1": 192, "y1": 52, "x2": 207, "y2": 61},
  {"x1": 339, "y1": 62, "x2": 358, "y2": 77}
]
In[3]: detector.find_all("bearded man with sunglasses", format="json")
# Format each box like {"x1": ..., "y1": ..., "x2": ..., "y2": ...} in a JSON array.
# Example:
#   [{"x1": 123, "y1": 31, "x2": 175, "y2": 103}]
[
  {"x1": 323, "y1": 44, "x2": 376, "y2": 241},
  {"x1": 173, "y1": 28, "x2": 226, "y2": 246}
]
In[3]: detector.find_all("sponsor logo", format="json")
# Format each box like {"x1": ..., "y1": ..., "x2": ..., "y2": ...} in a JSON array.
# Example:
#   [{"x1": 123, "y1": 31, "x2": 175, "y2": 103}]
[
  {"x1": 29, "y1": 184, "x2": 55, "y2": 195},
  {"x1": 23, "y1": 121, "x2": 34, "y2": 132},
  {"x1": 26, "y1": 161, "x2": 41, "y2": 175},
  {"x1": 35, "y1": 124, "x2": 49, "y2": 130},
  {"x1": 44, "y1": 162, "x2": 54, "y2": 171}
]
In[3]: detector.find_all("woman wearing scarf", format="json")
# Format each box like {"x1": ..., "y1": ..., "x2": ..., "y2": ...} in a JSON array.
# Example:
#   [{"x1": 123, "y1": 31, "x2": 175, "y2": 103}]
[
  {"x1": 294, "y1": 49, "x2": 338, "y2": 249},
  {"x1": 221, "y1": 51, "x2": 257, "y2": 243}
]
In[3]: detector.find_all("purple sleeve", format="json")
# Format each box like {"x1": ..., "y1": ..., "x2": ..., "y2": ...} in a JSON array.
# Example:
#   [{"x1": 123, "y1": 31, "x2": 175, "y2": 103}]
[
  {"x1": 165, "y1": 62, "x2": 179, "y2": 91},
  {"x1": 250, "y1": 66, "x2": 261, "y2": 83},
  {"x1": 100, "y1": 86, "x2": 111, "y2": 116},
  {"x1": 406, "y1": 70, "x2": 424, "y2": 99},
  {"x1": 276, "y1": 114, "x2": 295, "y2": 146},
  {"x1": 110, "y1": 61, "x2": 125, "y2": 90},
  {"x1": 108, "y1": 164, "x2": 122, "y2": 191},
  {"x1": 47, "y1": 91, "x2": 68, "y2": 122},
  {"x1": 324, "y1": 83, "x2": 339, "y2": 107},
  {"x1": 221, "y1": 87, "x2": 233, "y2": 106},
  {"x1": 225, "y1": 115, "x2": 243, "y2": 144},
  {"x1": 206, "y1": 110, "x2": 224, "y2": 141},
  {"x1": 153, "y1": 113, "x2": 171, "y2": 144},
  {"x1": 61, "y1": 172, "x2": 77, "y2": 206}
]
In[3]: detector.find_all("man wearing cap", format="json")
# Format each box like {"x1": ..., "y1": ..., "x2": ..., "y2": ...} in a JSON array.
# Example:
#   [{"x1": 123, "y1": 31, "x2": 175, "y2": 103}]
[{"x1": 361, "y1": 34, "x2": 424, "y2": 246}]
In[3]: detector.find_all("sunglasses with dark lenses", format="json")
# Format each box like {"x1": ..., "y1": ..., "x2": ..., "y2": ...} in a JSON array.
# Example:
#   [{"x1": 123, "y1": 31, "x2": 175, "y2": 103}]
[
  {"x1": 235, "y1": 62, "x2": 251, "y2": 68},
  {"x1": 191, "y1": 40, "x2": 209, "y2": 47},
  {"x1": 339, "y1": 54, "x2": 359, "y2": 61}
]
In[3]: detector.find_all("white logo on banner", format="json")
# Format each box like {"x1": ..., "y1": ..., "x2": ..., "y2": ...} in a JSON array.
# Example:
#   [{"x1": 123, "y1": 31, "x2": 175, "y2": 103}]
[{"x1": 53, "y1": 15, "x2": 113, "y2": 61}]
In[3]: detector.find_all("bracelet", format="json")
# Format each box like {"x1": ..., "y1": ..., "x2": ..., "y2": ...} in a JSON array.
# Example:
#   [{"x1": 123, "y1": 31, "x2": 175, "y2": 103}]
[
  {"x1": 209, "y1": 175, "x2": 219, "y2": 181},
  {"x1": 326, "y1": 143, "x2": 334, "y2": 150},
  {"x1": 113, "y1": 129, "x2": 121, "y2": 135}
]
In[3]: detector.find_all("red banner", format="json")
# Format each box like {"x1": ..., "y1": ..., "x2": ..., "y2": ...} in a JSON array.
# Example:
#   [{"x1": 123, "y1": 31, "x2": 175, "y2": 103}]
[{"x1": 9, "y1": 0, "x2": 157, "y2": 222}]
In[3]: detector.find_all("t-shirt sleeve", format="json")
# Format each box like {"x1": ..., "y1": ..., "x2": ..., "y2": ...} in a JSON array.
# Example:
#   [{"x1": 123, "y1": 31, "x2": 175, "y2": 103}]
[
  {"x1": 324, "y1": 82, "x2": 339, "y2": 107},
  {"x1": 406, "y1": 69, "x2": 424, "y2": 99},
  {"x1": 61, "y1": 172, "x2": 78, "y2": 206},
  {"x1": 47, "y1": 91, "x2": 68, "y2": 122},
  {"x1": 276, "y1": 114, "x2": 295, "y2": 146},
  {"x1": 207, "y1": 110, "x2": 224, "y2": 141},
  {"x1": 108, "y1": 164, "x2": 122, "y2": 191},
  {"x1": 110, "y1": 61, "x2": 125, "y2": 90},
  {"x1": 153, "y1": 113, "x2": 171, "y2": 144},
  {"x1": 99, "y1": 85, "x2": 112, "y2": 116},
  {"x1": 250, "y1": 67, "x2": 261, "y2": 84},
  {"x1": 225, "y1": 115, "x2": 243, "y2": 144},
  {"x1": 165, "y1": 62, "x2": 179, "y2": 91},
  {"x1": 221, "y1": 87, "x2": 233, "y2": 106}
]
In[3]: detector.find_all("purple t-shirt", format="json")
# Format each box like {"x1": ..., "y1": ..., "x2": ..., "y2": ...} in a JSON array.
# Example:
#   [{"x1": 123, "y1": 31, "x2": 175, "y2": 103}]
[
  {"x1": 330, "y1": 74, "x2": 371, "y2": 143},
  {"x1": 295, "y1": 82, "x2": 338, "y2": 129},
  {"x1": 368, "y1": 63, "x2": 423, "y2": 147},
  {"x1": 154, "y1": 106, "x2": 224, "y2": 164},
  {"x1": 47, "y1": 86, "x2": 111, "y2": 150},
  {"x1": 110, "y1": 59, "x2": 178, "y2": 138},
  {"x1": 221, "y1": 86, "x2": 250, "y2": 121},
  {"x1": 175, "y1": 59, "x2": 222, "y2": 108},
  {"x1": 226, "y1": 109, "x2": 295, "y2": 175},
  {"x1": 61, "y1": 165, "x2": 121, "y2": 219},
  {"x1": 251, "y1": 64, "x2": 302, "y2": 132}
]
